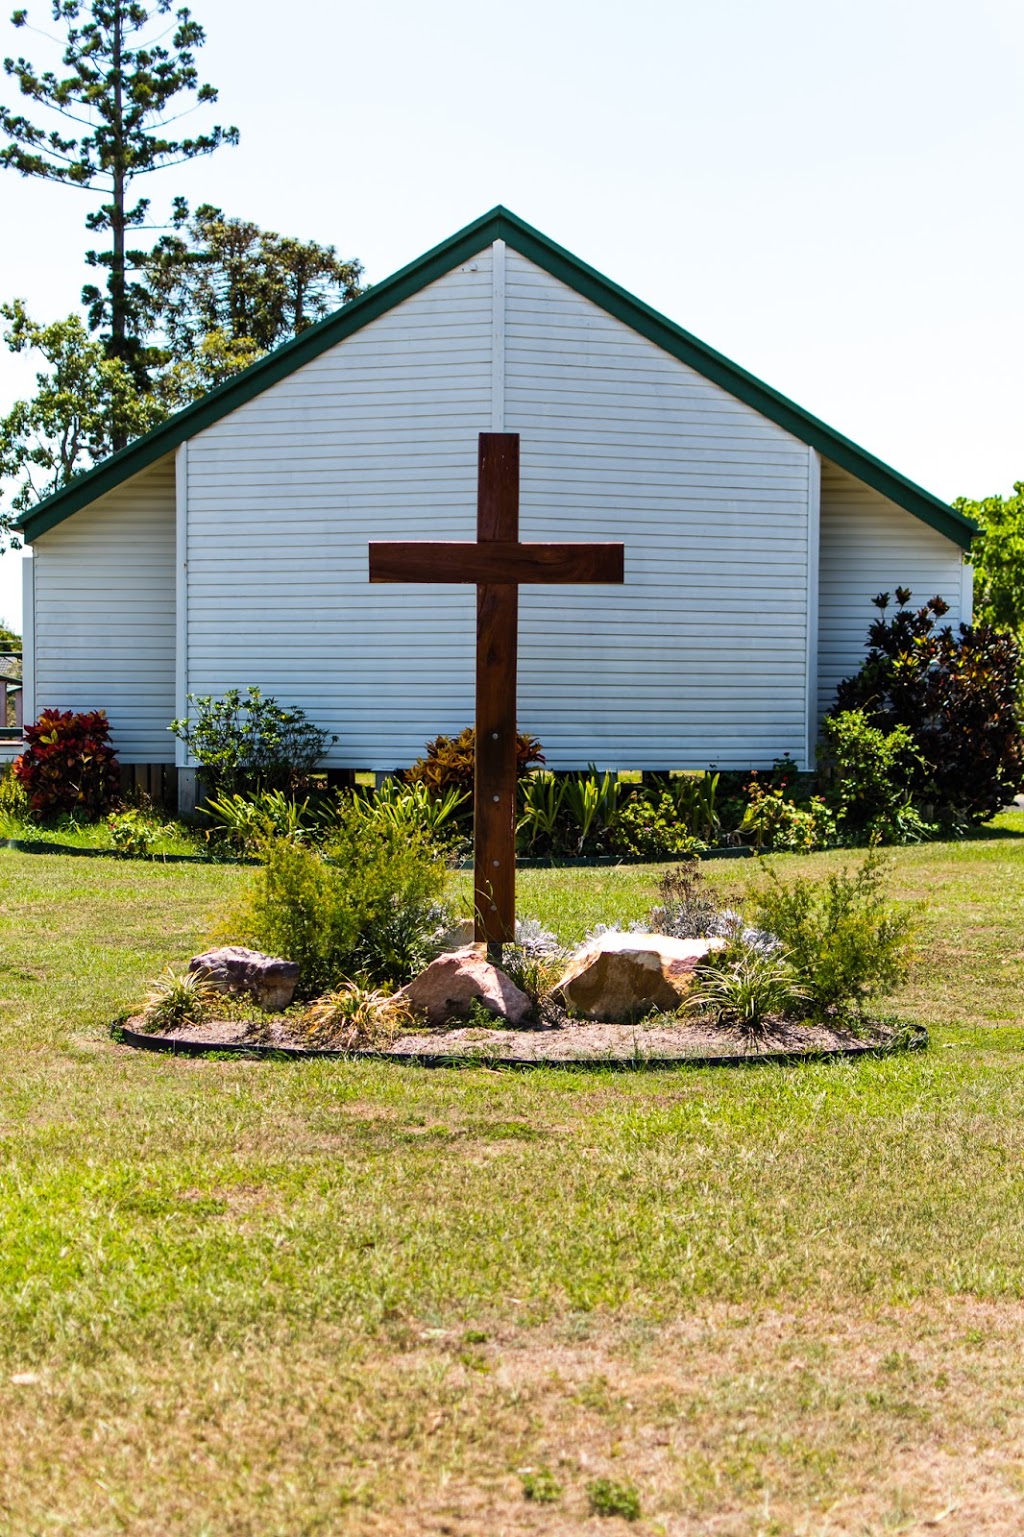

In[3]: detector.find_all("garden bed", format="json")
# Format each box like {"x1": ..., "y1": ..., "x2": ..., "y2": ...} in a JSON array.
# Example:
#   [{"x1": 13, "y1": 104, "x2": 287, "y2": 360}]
[{"x1": 120, "y1": 1013, "x2": 926, "y2": 1068}]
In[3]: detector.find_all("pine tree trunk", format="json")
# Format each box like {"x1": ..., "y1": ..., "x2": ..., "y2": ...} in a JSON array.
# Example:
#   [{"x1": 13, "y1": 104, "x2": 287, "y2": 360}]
[{"x1": 109, "y1": 1, "x2": 128, "y2": 450}]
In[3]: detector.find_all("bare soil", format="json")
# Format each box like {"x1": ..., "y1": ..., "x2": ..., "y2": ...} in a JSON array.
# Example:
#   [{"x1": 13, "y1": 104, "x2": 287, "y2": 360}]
[{"x1": 125, "y1": 1012, "x2": 910, "y2": 1062}]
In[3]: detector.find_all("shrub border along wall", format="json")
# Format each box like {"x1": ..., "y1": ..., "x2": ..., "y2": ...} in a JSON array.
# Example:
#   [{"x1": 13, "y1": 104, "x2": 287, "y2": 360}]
[{"x1": 118, "y1": 1021, "x2": 928, "y2": 1072}]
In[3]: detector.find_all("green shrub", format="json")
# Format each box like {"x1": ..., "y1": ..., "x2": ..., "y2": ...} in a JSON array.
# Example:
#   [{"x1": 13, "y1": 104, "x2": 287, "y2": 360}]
[
  {"x1": 231, "y1": 801, "x2": 451, "y2": 993},
  {"x1": 520, "y1": 1466, "x2": 562, "y2": 1504},
  {"x1": 737, "y1": 780, "x2": 837, "y2": 853},
  {"x1": 170, "y1": 687, "x2": 337, "y2": 797},
  {"x1": 0, "y1": 764, "x2": 28, "y2": 829},
  {"x1": 586, "y1": 1477, "x2": 641, "y2": 1521},
  {"x1": 609, "y1": 792, "x2": 705, "y2": 859},
  {"x1": 298, "y1": 984, "x2": 418, "y2": 1050},
  {"x1": 347, "y1": 779, "x2": 469, "y2": 845},
  {"x1": 107, "y1": 806, "x2": 159, "y2": 858},
  {"x1": 749, "y1": 848, "x2": 916, "y2": 1019},
  {"x1": 832, "y1": 589, "x2": 1024, "y2": 824},
  {"x1": 404, "y1": 726, "x2": 544, "y2": 806},
  {"x1": 14, "y1": 708, "x2": 119, "y2": 817},
  {"x1": 140, "y1": 969, "x2": 220, "y2": 1033},
  {"x1": 819, "y1": 710, "x2": 934, "y2": 844},
  {"x1": 202, "y1": 788, "x2": 320, "y2": 856},
  {"x1": 655, "y1": 770, "x2": 722, "y2": 842}
]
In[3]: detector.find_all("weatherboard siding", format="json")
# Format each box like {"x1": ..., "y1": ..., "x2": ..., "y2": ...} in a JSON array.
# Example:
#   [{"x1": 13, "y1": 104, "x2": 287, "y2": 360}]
[
  {"x1": 505, "y1": 250, "x2": 813, "y2": 768},
  {"x1": 184, "y1": 254, "x2": 493, "y2": 764},
  {"x1": 180, "y1": 243, "x2": 819, "y2": 770},
  {"x1": 32, "y1": 456, "x2": 176, "y2": 761},
  {"x1": 817, "y1": 460, "x2": 968, "y2": 719}
]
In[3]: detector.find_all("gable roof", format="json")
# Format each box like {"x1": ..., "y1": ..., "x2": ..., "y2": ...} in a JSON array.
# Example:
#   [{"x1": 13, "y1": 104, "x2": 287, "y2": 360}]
[{"x1": 16, "y1": 206, "x2": 976, "y2": 549}]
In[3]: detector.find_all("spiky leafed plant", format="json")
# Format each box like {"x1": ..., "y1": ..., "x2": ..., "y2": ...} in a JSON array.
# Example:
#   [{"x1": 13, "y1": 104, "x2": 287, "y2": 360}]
[
  {"x1": 140, "y1": 968, "x2": 220, "y2": 1032},
  {"x1": 684, "y1": 947, "x2": 809, "y2": 1037}
]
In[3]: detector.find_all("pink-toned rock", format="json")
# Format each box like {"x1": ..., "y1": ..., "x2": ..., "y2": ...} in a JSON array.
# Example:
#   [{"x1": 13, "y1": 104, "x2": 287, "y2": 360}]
[
  {"x1": 188, "y1": 945, "x2": 299, "y2": 1012},
  {"x1": 553, "y1": 931, "x2": 725, "y2": 1023},
  {"x1": 399, "y1": 945, "x2": 534, "y2": 1027}
]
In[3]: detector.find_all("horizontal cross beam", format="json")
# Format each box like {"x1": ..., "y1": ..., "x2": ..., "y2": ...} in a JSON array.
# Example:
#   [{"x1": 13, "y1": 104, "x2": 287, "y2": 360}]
[{"x1": 369, "y1": 541, "x2": 624, "y2": 586}]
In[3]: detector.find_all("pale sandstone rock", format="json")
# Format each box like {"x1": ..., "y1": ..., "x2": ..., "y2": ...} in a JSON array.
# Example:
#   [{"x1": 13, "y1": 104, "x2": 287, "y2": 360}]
[
  {"x1": 188, "y1": 945, "x2": 299, "y2": 1012},
  {"x1": 553, "y1": 931, "x2": 725, "y2": 1023},
  {"x1": 431, "y1": 917, "x2": 476, "y2": 953},
  {"x1": 399, "y1": 945, "x2": 534, "y2": 1027}
]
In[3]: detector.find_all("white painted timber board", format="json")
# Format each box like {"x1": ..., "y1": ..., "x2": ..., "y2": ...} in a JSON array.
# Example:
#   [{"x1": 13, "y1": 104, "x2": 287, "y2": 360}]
[
  {"x1": 817, "y1": 459, "x2": 969, "y2": 719},
  {"x1": 31, "y1": 456, "x2": 176, "y2": 761}
]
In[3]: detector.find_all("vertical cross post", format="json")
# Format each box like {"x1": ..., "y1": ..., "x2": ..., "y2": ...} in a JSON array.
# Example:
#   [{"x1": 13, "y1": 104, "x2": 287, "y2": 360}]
[
  {"x1": 369, "y1": 432, "x2": 623, "y2": 975},
  {"x1": 474, "y1": 433, "x2": 519, "y2": 963}
]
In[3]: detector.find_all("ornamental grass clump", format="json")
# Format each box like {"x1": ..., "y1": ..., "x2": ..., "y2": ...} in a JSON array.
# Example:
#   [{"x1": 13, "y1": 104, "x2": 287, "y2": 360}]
[
  {"x1": 684, "y1": 947, "x2": 810, "y2": 1038},
  {"x1": 140, "y1": 969, "x2": 220, "y2": 1033},
  {"x1": 299, "y1": 984, "x2": 418, "y2": 1050},
  {"x1": 228, "y1": 798, "x2": 451, "y2": 994}
]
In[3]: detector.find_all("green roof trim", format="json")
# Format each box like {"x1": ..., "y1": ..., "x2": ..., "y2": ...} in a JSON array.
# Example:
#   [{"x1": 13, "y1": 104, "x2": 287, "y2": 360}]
[{"x1": 16, "y1": 206, "x2": 976, "y2": 549}]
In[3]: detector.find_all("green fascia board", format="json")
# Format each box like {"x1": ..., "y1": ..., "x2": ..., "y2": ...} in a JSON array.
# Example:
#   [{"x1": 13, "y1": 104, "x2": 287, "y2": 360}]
[{"x1": 17, "y1": 205, "x2": 977, "y2": 550}]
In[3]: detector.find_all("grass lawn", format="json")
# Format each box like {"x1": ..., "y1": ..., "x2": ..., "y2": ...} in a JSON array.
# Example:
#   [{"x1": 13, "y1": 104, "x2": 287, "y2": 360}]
[{"x1": 1, "y1": 822, "x2": 1024, "y2": 1534}]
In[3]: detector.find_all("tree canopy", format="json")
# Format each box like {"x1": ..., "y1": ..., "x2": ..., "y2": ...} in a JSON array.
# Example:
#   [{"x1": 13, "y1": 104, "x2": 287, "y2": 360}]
[
  {"x1": 145, "y1": 204, "x2": 364, "y2": 359},
  {"x1": 955, "y1": 484, "x2": 1024, "y2": 635},
  {"x1": 1, "y1": 0, "x2": 237, "y2": 405}
]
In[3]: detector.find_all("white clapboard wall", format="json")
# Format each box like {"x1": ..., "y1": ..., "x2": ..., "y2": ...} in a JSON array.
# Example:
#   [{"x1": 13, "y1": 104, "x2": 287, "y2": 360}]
[
  {"x1": 817, "y1": 460, "x2": 969, "y2": 721},
  {"x1": 30, "y1": 455, "x2": 176, "y2": 761},
  {"x1": 26, "y1": 240, "x2": 969, "y2": 769},
  {"x1": 184, "y1": 243, "x2": 814, "y2": 770}
]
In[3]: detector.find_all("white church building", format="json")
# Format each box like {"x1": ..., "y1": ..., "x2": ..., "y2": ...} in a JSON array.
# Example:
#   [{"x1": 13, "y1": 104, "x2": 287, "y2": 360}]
[{"x1": 15, "y1": 207, "x2": 975, "y2": 807}]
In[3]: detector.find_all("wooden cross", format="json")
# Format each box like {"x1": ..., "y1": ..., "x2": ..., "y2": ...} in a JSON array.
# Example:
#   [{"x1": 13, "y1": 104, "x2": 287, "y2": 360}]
[{"x1": 369, "y1": 433, "x2": 624, "y2": 963}]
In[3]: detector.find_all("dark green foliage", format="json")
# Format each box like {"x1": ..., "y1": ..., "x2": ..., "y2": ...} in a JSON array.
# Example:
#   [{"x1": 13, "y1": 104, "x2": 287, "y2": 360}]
[
  {"x1": 819, "y1": 710, "x2": 933, "y2": 844},
  {"x1": 169, "y1": 687, "x2": 336, "y2": 797},
  {"x1": 609, "y1": 791, "x2": 705, "y2": 859},
  {"x1": 831, "y1": 590, "x2": 1024, "y2": 825},
  {"x1": 953, "y1": 483, "x2": 1024, "y2": 633},
  {"x1": 144, "y1": 203, "x2": 363, "y2": 361},
  {"x1": 231, "y1": 803, "x2": 450, "y2": 993},
  {"x1": 686, "y1": 946, "x2": 810, "y2": 1036},
  {"x1": 404, "y1": 727, "x2": 544, "y2": 807},
  {"x1": 750, "y1": 849, "x2": 915, "y2": 1019}
]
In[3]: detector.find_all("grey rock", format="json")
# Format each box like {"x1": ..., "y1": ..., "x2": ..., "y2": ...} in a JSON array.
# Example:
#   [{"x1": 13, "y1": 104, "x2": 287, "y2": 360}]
[{"x1": 188, "y1": 945, "x2": 299, "y2": 1012}]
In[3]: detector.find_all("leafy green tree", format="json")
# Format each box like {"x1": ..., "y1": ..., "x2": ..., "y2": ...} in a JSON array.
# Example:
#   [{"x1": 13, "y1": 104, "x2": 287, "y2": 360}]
[
  {"x1": 144, "y1": 203, "x2": 363, "y2": 358},
  {"x1": 954, "y1": 483, "x2": 1024, "y2": 634},
  {"x1": 0, "y1": 299, "x2": 162, "y2": 532},
  {"x1": 0, "y1": 0, "x2": 237, "y2": 414}
]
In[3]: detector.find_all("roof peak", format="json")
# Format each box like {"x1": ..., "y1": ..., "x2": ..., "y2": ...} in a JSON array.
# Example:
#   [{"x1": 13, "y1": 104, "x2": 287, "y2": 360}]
[{"x1": 15, "y1": 208, "x2": 975, "y2": 549}]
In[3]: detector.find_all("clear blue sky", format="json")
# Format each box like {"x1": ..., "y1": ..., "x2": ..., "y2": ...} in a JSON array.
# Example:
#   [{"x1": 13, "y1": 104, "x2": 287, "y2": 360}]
[{"x1": 0, "y1": 0, "x2": 1021, "y2": 630}]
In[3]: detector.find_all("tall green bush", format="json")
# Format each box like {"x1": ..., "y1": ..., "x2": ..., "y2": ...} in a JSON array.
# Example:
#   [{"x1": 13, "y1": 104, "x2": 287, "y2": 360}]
[
  {"x1": 831, "y1": 590, "x2": 1024, "y2": 824},
  {"x1": 230, "y1": 802, "x2": 450, "y2": 992},
  {"x1": 819, "y1": 710, "x2": 932, "y2": 844},
  {"x1": 749, "y1": 849, "x2": 915, "y2": 1019}
]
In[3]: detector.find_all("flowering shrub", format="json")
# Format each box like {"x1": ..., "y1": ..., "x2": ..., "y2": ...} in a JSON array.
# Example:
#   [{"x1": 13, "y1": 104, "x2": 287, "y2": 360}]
[{"x1": 14, "y1": 708, "x2": 119, "y2": 816}]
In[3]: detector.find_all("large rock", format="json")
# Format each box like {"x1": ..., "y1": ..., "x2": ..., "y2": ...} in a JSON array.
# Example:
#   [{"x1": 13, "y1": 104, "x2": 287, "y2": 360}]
[
  {"x1": 188, "y1": 946, "x2": 299, "y2": 1012},
  {"x1": 553, "y1": 931, "x2": 725, "y2": 1022},
  {"x1": 398, "y1": 945, "x2": 534, "y2": 1027}
]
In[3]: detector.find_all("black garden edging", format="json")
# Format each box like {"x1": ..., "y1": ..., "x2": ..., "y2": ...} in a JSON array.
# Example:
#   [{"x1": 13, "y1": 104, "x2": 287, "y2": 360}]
[
  {"x1": 4, "y1": 838, "x2": 749, "y2": 868},
  {"x1": 118, "y1": 1022, "x2": 928, "y2": 1072}
]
